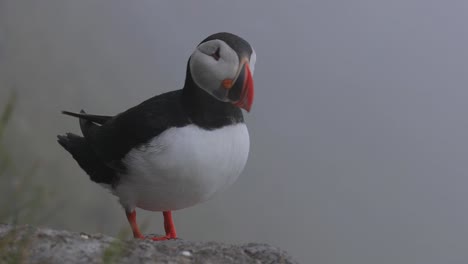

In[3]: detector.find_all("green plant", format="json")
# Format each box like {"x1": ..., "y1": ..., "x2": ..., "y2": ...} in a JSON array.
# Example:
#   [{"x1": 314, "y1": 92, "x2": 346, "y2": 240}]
[
  {"x1": 101, "y1": 229, "x2": 131, "y2": 264},
  {"x1": 0, "y1": 92, "x2": 48, "y2": 224},
  {"x1": 0, "y1": 226, "x2": 34, "y2": 264}
]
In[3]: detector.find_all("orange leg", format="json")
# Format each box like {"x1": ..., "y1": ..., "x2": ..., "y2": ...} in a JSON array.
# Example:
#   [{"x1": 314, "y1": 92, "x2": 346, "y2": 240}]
[
  {"x1": 126, "y1": 210, "x2": 177, "y2": 241},
  {"x1": 126, "y1": 210, "x2": 144, "y2": 239},
  {"x1": 150, "y1": 211, "x2": 177, "y2": 241}
]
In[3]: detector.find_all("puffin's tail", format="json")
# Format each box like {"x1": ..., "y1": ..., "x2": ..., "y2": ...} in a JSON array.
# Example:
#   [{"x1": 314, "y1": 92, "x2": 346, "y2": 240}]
[
  {"x1": 57, "y1": 133, "x2": 115, "y2": 185},
  {"x1": 61, "y1": 110, "x2": 111, "y2": 125}
]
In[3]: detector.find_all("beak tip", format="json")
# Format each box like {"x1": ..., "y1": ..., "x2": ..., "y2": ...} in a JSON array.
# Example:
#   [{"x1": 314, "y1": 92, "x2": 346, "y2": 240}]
[{"x1": 231, "y1": 62, "x2": 254, "y2": 113}]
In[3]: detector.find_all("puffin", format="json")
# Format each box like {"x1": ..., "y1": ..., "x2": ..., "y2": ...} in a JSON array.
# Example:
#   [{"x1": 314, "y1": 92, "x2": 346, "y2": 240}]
[{"x1": 57, "y1": 32, "x2": 256, "y2": 241}]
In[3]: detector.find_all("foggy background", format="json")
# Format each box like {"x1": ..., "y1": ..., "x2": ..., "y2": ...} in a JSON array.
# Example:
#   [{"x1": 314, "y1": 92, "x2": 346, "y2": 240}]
[{"x1": 1, "y1": 0, "x2": 468, "y2": 263}]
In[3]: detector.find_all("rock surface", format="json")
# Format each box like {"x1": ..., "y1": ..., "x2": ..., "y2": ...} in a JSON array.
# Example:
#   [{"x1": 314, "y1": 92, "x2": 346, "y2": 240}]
[{"x1": 0, "y1": 224, "x2": 298, "y2": 264}]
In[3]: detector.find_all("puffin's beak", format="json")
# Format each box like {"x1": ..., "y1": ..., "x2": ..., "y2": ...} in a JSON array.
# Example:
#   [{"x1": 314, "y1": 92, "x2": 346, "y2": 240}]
[{"x1": 225, "y1": 61, "x2": 254, "y2": 112}]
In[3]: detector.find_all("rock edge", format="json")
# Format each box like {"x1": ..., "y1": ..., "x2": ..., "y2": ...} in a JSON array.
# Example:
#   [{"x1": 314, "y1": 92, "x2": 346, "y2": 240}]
[{"x1": 0, "y1": 224, "x2": 298, "y2": 264}]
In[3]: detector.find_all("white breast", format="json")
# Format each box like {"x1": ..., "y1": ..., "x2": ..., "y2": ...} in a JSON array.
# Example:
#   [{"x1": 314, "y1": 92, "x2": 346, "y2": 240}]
[{"x1": 115, "y1": 123, "x2": 249, "y2": 212}]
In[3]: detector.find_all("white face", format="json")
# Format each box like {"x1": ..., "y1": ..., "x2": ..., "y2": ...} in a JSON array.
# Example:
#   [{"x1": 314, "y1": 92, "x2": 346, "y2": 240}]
[
  {"x1": 189, "y1": 39, "x2": 255, "y2": 102},
  {"x1": 249, "y1": 47, "x2": 256, "y2": 74}
]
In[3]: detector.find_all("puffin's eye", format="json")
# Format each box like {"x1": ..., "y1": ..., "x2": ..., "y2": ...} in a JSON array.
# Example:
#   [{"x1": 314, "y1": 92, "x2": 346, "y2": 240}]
[{"x1": 210, "y1": 47, "x2": 220, "y2": 61}]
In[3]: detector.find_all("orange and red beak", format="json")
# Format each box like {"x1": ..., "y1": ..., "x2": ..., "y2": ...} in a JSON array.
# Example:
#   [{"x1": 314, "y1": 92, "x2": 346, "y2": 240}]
[{"x1": 223, "y1": 61, "x2": 255, "y2": 112}]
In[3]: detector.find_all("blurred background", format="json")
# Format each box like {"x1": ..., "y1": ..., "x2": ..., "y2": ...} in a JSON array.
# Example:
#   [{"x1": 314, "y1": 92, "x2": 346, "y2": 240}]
[{"x1": 1, "y1": 0, "x2": 468, "y2": 263}]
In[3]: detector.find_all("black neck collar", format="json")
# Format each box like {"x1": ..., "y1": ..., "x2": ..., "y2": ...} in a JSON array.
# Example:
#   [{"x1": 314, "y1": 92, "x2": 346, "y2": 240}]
[{"x1": 181, "y1": 63, "x2": 244, "y2": 129}]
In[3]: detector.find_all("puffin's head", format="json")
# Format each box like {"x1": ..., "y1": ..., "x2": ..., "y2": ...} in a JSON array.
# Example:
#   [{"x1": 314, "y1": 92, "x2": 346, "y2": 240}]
[{"x1": 189, "y1": 32, "x2": 256, "y2": 112}]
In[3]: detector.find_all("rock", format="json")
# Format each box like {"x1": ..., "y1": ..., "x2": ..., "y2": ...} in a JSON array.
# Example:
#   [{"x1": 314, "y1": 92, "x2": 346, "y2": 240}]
[{"x1": 0, "y1": 224, "x2": 298, "y2": 264}]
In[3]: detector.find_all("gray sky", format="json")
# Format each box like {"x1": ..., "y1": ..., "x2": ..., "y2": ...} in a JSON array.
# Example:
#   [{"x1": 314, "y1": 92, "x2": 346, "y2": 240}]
[{"x1": 1, "y1": 0, "x2": 468, "y2": 263}]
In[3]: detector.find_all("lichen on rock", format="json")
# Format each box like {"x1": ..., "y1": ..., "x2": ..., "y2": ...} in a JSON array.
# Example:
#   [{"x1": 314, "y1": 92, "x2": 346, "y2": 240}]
[{"x1": 0, "y1": 224, "x2": 298, "y2": 264}]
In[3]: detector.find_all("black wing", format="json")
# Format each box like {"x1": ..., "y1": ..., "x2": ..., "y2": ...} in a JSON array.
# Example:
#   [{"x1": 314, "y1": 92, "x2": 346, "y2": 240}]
[
  {"x1": 73, "y1": 90, "x2": 190, "y2": 164},
  {"x1": 57, "y1": 132, "x2": 117, "y2": 184}
]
